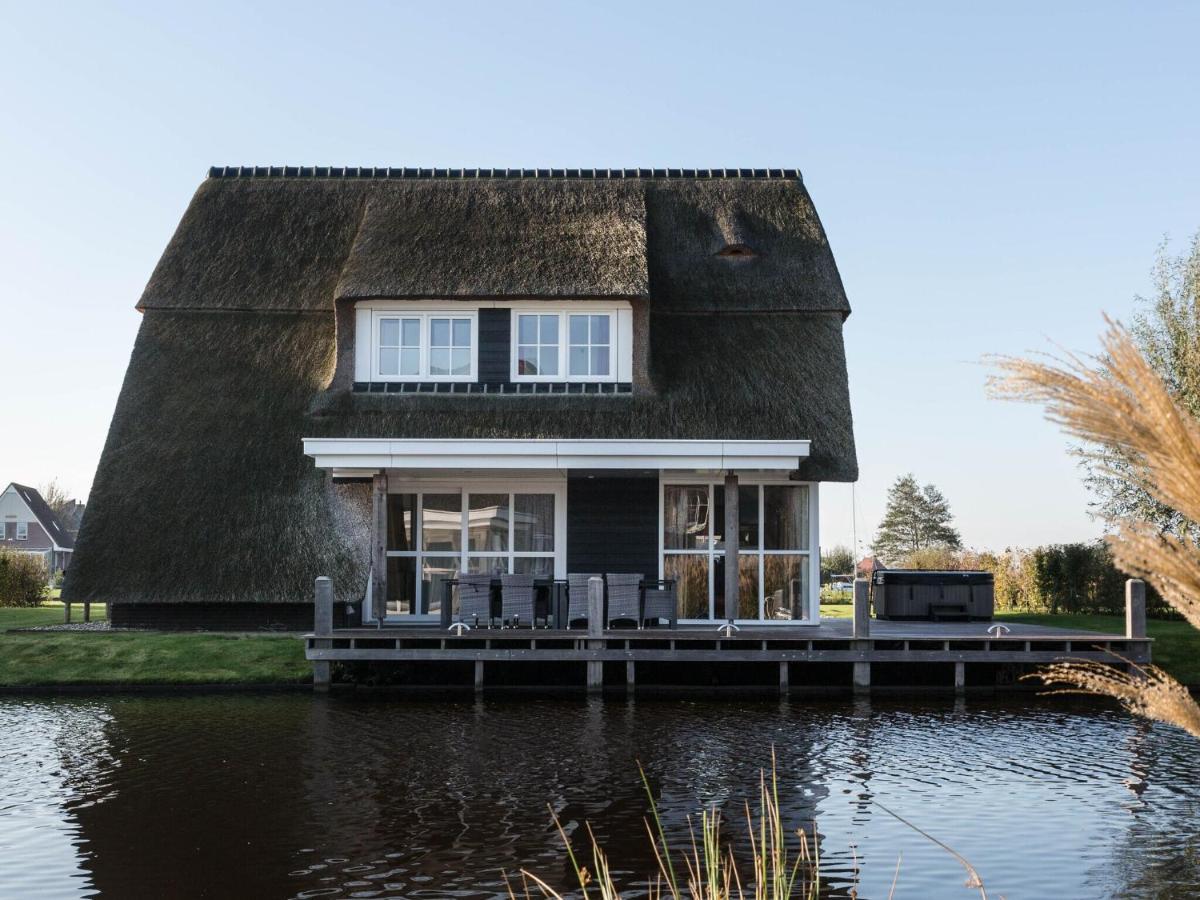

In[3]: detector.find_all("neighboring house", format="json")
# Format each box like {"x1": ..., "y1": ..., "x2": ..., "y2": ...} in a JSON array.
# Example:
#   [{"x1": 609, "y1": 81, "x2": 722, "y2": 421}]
[
  {"x1": 65, "y1": 167, "x2": 857, "y2": 629},
  {"x1": 0, "y1": 483, "x2": 75, "y2": 575},
  {"x1": 857, "y1": 556, "x2": 886, "y2": 578}
]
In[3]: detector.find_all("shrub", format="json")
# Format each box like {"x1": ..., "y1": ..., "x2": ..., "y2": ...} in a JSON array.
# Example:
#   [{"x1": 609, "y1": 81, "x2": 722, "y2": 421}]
[{"x1": 0, "y1": 549, "x2": 49, "y2": 608}]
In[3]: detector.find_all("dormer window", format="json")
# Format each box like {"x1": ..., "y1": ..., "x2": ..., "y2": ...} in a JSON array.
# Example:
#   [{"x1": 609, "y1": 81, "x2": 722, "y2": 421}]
[
  {"x1": 716, "y1": 243, "x2": 756, "y2": 259},
  {"x1": 512, "y1": 310, "x2": 617, "y2": 382},
  {"x1": 371, "y1": 311, "x2": 477, "y2": 381}
]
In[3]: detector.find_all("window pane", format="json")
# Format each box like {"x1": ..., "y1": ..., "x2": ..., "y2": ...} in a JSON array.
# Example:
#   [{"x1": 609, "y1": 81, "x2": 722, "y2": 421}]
[
  {"x1": 386, "y1": 494, "x2": 417, "y2": 551},
  {"x1": 590, "y1": 346, "x2": 609, "y2": 376},
  {"x1": 399, "y1": 348, "x2": 420, "y2": 376},
  {"x1": 467, "y1": 556, "x2": 509, "y2": 575},
  {"x1": 540, "y1": 315, "x2": 558, "y2": 344},
  {"x1": 764, "y1": 485, "x2": 809, "y2": 550},
  {"x1": 468, "y1": 493, "x2": 509, "y2": 552},
  {"x1": 590, "y1": 315, "x2": 610, "y2": 344},
  {"x1": 422, "y1": 494, "x2": 461, "y2": 552},
  {"x1": 430, "y1": 318, "x2": 450, "y2": 347},
  {"x1": 538, "y1": 347, "x2": 559, "y2": 376},
  {"x1": 451, "y1": 348, "x2": 471, "y2": 376},
  {"x1": 386, "y1": 556, "x2": 416, "y2": 615},
  {"x1": 514, "y1": 556, "x2": 554, "y2": 576},
  {"x1": 379, "y1": 318, "x2": 399, "y2": 347},
  {"x1": 740, "y1": 485, "x2": 759, "y2": 550},
  {"x1": 518, "y1": 347, "x2": 539, "y2": 376},
  {"x1": 421, "y1": 556, "x2": 459, "y2": 616},
  {"x1": 401, "y1": 319, "x2": 421, "y2": 346},
  {"x1": 518, "y1": 314, "x2": 538, "y2": 344},
  {"x1": 569, "y1": 346, "x2": 588, "y2": 376},
  {"x1": 379, "y1": 347, "x2": 399, "y2": 376},
  {"x1": 514, "y1": 494, "x2": 554, "y2": 552},
  {"x1": 569, "y1": 314, "x2": 588, "y2": 345},
  {"x1": 452, "y1": 318, "x2": 471, "y2": 347},
  {"x1": 764, "y1": 555, "x2": 808, "y2": 620},
  {"x1": 713, "y1": 555, "x2": 760, "y2": 619},
  {"x1": 664, "y1": 485, "x2": 710, "y2": 550},
  {"x1": 664, "y1": 555, "x2": 710, "y2": 618},
  {"x1": 429, "y1": 348, "x2": 450, "y2": 376}
]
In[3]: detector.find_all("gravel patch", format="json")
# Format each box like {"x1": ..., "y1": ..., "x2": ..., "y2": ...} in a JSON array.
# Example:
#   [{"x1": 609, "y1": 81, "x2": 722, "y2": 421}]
[{"x1": 14, "y1": 621, "x2": 112, "y2": 633}]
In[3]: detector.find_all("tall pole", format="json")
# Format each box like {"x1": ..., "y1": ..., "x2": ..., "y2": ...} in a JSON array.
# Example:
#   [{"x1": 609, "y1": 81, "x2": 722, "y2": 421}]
[
  {"x1": 724, "y1": 473, "x2": 739, "y2": 621},
  {"x1": 371, "y1": 471, "x2": 388, "y2": 627}
]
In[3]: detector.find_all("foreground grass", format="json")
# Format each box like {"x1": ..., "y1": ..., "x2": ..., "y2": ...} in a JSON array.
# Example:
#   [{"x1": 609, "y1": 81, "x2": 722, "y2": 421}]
[
  {"x1": 0, "y1": 631, "x2": 308, "y2": 686},
  {"x1": 0, "y1": 602, "x2": 108, "y2": 631}
]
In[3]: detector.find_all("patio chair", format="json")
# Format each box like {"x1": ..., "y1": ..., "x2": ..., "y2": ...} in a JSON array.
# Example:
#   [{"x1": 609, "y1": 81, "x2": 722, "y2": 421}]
[
  {"x1": 500, "y1": 574, "x2": 537, "y2": 627},
  {"x1": 567, "y1": 573, "x2": 603, "y2": 629},
  {"x1": 457, "y1": 574, "x2": 494, "y2": 628},
  {"x1": 605, "y1": 573, "x2": 643, "y2": 628},
  {"x1": 640, "y1": 579, "x2": 678, "y2": 628}
]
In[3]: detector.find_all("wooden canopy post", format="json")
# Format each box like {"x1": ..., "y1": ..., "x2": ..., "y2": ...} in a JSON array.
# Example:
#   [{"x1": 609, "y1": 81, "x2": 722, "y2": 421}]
[
  {"x1": 313, "y1": 576, "x2": 333, "y2": 690},
  {"x1": 724, "y1": 473, "x2": 739, "y2": 621},
  {"x1": 371, "y1": 471, "x2": 388, "y2": 626}
]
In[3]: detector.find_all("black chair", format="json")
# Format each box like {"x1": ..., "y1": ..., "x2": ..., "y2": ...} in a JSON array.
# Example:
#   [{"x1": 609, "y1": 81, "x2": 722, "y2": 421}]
[
  {"x1": 641, "y1": 579, "x2": 678, "y2": 628},
  {"x1": 605, "y1": 573, "x2": 642, "y2": 628},
  {"x1": 457, "y1": 574, "x2": 494, "y2": 628},
  {"x1": 500, "y1": 574, "x2": 537, "y2": 627},
  {"x1": 567, "y1": 573, "x2": 603, "y2": 629}
]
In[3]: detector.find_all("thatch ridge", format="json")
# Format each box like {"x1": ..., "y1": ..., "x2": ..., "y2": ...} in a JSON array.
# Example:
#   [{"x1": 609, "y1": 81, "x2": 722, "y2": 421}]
[
  {"x1": 137, "y1": 176, "x2": 848, "y2": 315},
  {"x1": 65, "y1": 308, "x2": 855, "y2": 606}
]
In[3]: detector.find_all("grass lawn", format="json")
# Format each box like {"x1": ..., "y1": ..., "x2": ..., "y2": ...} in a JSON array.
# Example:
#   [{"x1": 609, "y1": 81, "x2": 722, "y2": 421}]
[{"x1": 0, "y1": 602, "x2": 308, "y2": 687}]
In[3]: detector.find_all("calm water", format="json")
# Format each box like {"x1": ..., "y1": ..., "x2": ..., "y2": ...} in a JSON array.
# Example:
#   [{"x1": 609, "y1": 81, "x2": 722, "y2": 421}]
[{"x1": 0, "y1": 693, "x2": 1197, "y2": 899}]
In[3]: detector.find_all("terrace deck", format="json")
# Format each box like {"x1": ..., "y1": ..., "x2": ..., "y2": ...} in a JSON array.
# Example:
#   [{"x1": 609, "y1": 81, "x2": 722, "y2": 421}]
[{"x1": 305, "y1": 619, "x2": 1151, "y2": 692}]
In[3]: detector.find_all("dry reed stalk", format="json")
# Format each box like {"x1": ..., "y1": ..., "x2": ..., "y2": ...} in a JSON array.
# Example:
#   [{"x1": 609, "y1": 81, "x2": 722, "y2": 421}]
[{"x1": 990, "y1": 317, "x2": 1200, "y2": 735}]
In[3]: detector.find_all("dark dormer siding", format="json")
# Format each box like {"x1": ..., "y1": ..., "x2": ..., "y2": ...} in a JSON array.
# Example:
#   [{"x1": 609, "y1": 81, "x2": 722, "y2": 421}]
[{"x1": 477, "y1": 308, "x2": 511, "y2": 385}]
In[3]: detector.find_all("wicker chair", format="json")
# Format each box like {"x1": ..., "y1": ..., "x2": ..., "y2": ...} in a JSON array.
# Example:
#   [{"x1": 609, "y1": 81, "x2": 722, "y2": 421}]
[
  {"x1": 605, "y1": 573, "x2": 643, "y2": 628},
  {"x1": 567, "y1": 573, "x2": 603, "y2": 629},
  {"x1": 640, "y1": 579, "x2": 678, "y2": 628},
  {"x1": 457, "y1": 574, "x2": 494, "y2": 628},
  {"x1": 500, "y1": 574, "x2": 537, "y2": 627}
]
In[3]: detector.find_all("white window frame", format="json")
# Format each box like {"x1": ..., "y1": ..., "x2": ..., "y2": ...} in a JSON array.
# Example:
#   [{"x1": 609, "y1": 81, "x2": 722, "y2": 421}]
[
  {"x1": 376, "y1": 476, "x2": 567, "y2": 622},
  {"x1": 510, "y1": 307, "x2": 621, "y2": 383},
  {"x1": 658, "y1": 474, "x2": 819, "y2": 625},
  {"x1": 15, "y1": 521, "x2": 28, "y2": 541},
  {"x1": 370, "y1": 310, "x2": 477, "y2": 382}
]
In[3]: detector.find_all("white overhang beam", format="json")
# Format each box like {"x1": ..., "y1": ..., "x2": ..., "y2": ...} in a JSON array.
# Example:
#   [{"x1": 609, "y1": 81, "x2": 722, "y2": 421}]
[{"x1": 302, "y1": 438, "x2": 810, "y2": 472}]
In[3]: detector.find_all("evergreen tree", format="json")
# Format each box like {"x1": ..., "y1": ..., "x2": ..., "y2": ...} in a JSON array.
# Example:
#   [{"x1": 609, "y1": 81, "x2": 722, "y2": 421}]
[{"x1": 872, "y1": 474, "x2": 962, "y2": 564}]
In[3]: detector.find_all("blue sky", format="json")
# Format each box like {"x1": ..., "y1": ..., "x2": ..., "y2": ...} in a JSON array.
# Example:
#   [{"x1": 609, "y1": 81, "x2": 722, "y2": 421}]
[{"x1": 2, "y1": 1, "x2": 1197, "y2": 555}]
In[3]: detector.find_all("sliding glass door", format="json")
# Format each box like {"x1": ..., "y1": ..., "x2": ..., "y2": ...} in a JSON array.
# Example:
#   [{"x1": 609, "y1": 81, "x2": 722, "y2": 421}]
[
  {"x1": 383, "y1": 482, "x2": 563, "y2": 620},
  {"x1": 661, "y1": 480, "x2": 815, "y2": 622}
]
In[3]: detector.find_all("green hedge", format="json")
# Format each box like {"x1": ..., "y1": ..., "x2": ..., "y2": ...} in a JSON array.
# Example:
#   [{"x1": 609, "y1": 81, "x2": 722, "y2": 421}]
[{"x1": 0, "y1": 549, "x2": 49, "y2": 608}]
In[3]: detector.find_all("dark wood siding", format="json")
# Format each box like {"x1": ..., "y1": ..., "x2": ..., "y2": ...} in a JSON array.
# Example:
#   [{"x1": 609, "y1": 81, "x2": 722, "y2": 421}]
[
  {"x1": 567, "y1": 476, "x2": 658, "y2": 580},
  {"x1": 478, "y1": 308, "x2": 510, "y2": 384}
]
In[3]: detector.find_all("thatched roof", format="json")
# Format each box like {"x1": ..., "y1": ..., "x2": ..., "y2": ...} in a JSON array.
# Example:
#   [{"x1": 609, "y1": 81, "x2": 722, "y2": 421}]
[
  {"x1": 138, "y1": 169, "x2": 848, "y2": 315},
  {"x1": 66, "y1": 169, "x2": 857, "y2": 606}
]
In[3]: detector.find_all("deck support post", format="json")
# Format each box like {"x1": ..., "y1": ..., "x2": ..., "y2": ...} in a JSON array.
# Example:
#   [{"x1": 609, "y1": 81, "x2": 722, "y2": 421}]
[
  {"x1": 626, "y1": 661, "x2": 635, "y2": 692},
  {"x1": 83, "y1": 602, "x2": 90, "y2": 623},
  {"x1": 954, "y1": 661, "x2": 965, "y2": 695},
  {"x1": 1125, "y1": 579, "x2": 1147, "y2": 639},
  {"x1": 779, "y1": 661, "x2": 789, "y2": 694},
  {"x1": 313, "y1": 576, "x2": 333, "y2": 691},
  {"x1": 852, "y1": 579, "x2": 870, "y2": 638},
  {"x1": 724, "y1": 473, "x2": 739, "y2": 620},
  {"x1": 64, "y1": 599, "x2": 71, "y2": 624},
  {"x1": 587, "y1": 576, "x2": 604, "y2": 694},
  {"x1": 371, "y1": 471, "x2": 388, "y2": 626},
  {"x1": 474, "y1": 660, "x2": 484, "y2": 693},
  {"x1": 852, "y1": 658, "x2": 870, "y2": 695}
]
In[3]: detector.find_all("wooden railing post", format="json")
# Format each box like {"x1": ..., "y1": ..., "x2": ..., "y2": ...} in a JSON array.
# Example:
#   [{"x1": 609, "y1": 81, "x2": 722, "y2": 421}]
[
  {"x1": 852, "y1": 578, "x2": 871, "y2": 638},
  {"x1": 313, "y1": 576, "x2": 333, "y2": 690},
  {"x1": 587, "y1": 576, "x2": 604, "y2": 693},
  {"x1": 1125, "y1": 578, "x2": 1147, "y2": 639}
]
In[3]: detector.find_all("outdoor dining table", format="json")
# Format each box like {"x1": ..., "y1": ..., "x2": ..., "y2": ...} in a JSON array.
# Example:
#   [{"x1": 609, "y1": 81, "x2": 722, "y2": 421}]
[{"x1": 441, "y1": 577, "x2": 568, "y2": 629}]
